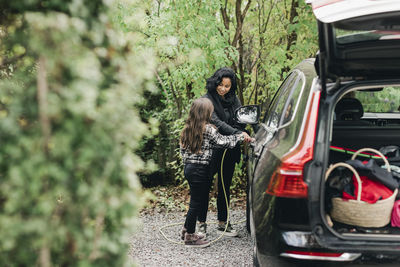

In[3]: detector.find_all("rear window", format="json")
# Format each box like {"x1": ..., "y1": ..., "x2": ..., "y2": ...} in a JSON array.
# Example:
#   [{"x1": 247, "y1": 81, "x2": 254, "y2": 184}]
[
  {"x1": 355, "y1": 87, "x2": 400, "y2": 113},
  {"x1": 335, "y1": 29, "x2": 400, "y2": 45},
  {"x1": 333, "y1": 11, "x2": 400, "y2": 45}
]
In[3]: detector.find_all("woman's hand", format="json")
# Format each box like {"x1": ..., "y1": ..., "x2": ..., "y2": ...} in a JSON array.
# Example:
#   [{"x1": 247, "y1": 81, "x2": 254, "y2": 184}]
[{"x1": 242, "y1": 132, "x2": 255, "y2": 143}]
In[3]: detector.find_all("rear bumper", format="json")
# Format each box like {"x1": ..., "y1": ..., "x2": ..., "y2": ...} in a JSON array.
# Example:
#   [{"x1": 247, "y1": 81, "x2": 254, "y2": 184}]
[
  {"x1": 280, "y1": 250, "x2": 361, "y2": 261},
  {"x1": 280, "y1": 230, "x2": 361, "y2": 262}
]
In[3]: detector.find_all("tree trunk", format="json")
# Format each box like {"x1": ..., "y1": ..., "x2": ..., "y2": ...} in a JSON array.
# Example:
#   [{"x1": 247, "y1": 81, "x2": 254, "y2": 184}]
[
  {"x1": 286, "y1": 0, "x2": 298, "y2": 60},
  {"x1": 230, "y1": 0, "x2": 252, "y2": 104},
  {"x1": 238, "y1": 36, "x2": 245, "y2": 105},
  {"x1": 167, "y1": 69, "x2": 183, "y2": 118},
  {"x1": 281, "y1": 0, "x2": 298, "y2": 77},
  {"x1": 37, "y1": 56, "x2": 51, "y2": 155}
]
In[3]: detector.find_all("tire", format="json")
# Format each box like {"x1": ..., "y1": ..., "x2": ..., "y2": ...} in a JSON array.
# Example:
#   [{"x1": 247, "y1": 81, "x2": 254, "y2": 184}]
[
  {"x1": 253, "y1": 237, "x2": 260, "y2": 267},
  {"x1": 246, "y1": 175, "x2": 251, "y2": 233},
  {"x1": 246, "y1": 192, "x2": 250, "y2": 233},
  {"x1": 249, "y1": 206, "x2": 259, "y2": 266}
]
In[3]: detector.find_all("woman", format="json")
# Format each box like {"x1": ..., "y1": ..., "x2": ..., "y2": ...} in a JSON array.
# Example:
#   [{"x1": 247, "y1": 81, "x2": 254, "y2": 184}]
[{"x1": 200, "y1": 67, "x2": 252, "y2": 237}]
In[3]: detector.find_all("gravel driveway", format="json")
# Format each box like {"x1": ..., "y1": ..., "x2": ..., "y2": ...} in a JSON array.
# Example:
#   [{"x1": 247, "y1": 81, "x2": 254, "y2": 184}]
[{"x1": 129, "y1": 209, "x2": 252, "y2": 266}]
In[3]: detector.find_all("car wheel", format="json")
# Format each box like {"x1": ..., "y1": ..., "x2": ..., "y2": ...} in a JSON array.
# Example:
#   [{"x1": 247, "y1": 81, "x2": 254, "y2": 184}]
[
  {"x1": 253, "y1": 237, "x2": 260, "y2": 266},
  {"x1": 246, "y1": 189, "x2": 250, "y2": 233},
  {"x1": 249, "y1": 207, "x2": 259, "y2": 266},
  {"x1": 250, "y1": 206, "x2": 299, "y2": 267}
]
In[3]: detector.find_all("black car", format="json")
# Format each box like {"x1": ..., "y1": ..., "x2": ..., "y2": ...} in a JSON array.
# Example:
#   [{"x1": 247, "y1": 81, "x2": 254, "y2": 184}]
[{"x1": 235, "y1": 1, "x2": 400, "y2": 266}]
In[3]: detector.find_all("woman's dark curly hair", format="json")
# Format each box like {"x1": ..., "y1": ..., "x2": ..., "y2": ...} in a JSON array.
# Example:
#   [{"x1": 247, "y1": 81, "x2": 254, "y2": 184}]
[{"x1": 206, "y1": 67, "x2": 237, "y2": 96}]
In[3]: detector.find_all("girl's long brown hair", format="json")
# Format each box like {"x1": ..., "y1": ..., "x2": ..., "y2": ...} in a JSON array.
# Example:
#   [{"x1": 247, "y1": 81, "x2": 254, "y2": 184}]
[{"x1": 180, "y1": 98, "x2": 214, "y2": 154}]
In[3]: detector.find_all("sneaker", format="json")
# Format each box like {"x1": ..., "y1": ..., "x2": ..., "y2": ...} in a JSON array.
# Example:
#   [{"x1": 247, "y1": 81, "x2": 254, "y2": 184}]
[
  {"x1": 181, "y1": 227, "x2": 205, "y2": 240},
  {"x1": 198, "y1": 223, "x2": 207, "y2": 238},
  {"x1": 184, "y1": 233, "x2": 210, "y2": 248},
  {"x1": 217, "y1": 222, "x2": 238, "y2": 237}
]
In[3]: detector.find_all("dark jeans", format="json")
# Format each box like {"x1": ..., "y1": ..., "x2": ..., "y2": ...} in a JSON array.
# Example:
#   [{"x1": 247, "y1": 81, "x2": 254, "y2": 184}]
[
  {"x1": 197, "y1": 148, "x2": 237, "y2": 223},
  {"x1": 184, "y1": 163, "x2": 212, "y2": 234}
]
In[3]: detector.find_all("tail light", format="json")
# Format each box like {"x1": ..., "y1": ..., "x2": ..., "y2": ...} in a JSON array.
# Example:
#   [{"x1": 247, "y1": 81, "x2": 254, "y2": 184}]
[{"x1": 266, "y1": 91, "x2": 321, "y2": 198}]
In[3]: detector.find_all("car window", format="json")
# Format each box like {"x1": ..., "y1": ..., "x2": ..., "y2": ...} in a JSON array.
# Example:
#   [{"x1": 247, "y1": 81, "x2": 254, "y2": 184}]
[
  {"x1": 355, "y1": 87, "x2": 400, "y2": 113},
  {"x1": 280, "y1": 74, "x2": 304, "y2": 127},
  {"x1": 265, "y1": 71, "x2": 304, "y2": 129},
  {"x1": 265, "y1": 73, "x2": 297, "y2": 128}
]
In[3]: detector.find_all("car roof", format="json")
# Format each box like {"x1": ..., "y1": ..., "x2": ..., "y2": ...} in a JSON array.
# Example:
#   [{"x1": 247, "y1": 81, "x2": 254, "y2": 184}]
[{"x1": 309, "y1": 0, "x2": 400, "y2": 23}]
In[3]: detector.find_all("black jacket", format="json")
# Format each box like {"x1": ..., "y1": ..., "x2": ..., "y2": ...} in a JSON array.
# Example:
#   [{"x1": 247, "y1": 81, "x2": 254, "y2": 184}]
[
  {"x1": 204, "y1": 89, "x2": 245, "y2": 165},
  {"x1": 204, "y1": 93, "x2": 245, "y2": 135}
]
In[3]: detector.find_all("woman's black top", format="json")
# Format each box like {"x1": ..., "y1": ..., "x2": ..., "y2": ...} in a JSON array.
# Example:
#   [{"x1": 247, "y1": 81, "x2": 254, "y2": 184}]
[{"x1": 204, "y1": 88, "x2": 245, "y2": 164}]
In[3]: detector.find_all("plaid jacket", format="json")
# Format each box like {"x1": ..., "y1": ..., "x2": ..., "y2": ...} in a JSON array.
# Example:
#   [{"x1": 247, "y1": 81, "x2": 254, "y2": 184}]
[{"x1": 180, "y1": 124, "x2": 244, "y2": 165}]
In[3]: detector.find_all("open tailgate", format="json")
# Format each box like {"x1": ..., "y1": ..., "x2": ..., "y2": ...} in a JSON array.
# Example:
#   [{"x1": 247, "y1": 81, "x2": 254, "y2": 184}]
[{"x1": 311, "y1": 0, "x2": 400, "y2": 80}]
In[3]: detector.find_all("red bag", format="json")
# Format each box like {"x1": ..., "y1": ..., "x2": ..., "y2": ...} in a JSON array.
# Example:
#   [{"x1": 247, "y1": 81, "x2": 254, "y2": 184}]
[
  {"x1": 342, "y1": 175, "x2": 393, "y2": 204},
  {"x1": 391, "y1": 200, "x2": 400, "y2": 227}
]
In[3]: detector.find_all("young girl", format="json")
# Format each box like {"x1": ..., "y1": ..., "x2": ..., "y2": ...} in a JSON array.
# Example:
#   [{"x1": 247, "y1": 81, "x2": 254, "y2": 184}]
[{"x1": 180, "y1": 98, "x2": 249, "y2": 248}]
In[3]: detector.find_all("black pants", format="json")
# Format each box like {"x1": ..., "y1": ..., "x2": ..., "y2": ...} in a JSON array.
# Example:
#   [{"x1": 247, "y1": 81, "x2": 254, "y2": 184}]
[
  {"x1": 184, "y1": 163, "x2": 212, "y2": 234},
  {"x1": 197, "y1": 148, "x2": 237, "y2": 223},
  {"x1": 216, "y1": 148, "x2": 236, "y2": 222}
]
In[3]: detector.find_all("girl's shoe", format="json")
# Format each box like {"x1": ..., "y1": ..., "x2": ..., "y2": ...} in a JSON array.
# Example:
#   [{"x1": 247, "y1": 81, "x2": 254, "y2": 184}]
[
  {"x1": 217, "y1": 222, "x2": 238, "y2": 237},
  {"x1": 181, "y1": 227, "x2": 205, "y2": 240},
  {"x1": 184, "y1": 233, "x2": 210, "y2": 248},
  {"x1": 198, "y1": 223, "x2": 207, "y2": 238}
]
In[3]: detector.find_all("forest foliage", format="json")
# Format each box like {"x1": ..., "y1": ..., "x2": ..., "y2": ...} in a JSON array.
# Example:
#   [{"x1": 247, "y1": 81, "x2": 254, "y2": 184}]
[
  {"x1": 0, "y1": 0, "x2": 318, "y2": 265},
  {"x1": 0, "y1": 0, "x2": 155, "y2": 265},
  {"x1": 137, "y1": 0, "x2": 319, "y2": 186}
]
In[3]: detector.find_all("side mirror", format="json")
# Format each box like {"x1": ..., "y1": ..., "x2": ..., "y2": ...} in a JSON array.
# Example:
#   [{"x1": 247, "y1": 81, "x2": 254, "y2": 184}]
[{"x1": 235, "y1": 105, "x2": 260, "y2": 124}]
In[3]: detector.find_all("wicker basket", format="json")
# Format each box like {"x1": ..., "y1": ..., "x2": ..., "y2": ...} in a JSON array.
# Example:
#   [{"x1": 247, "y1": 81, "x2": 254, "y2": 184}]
[{"x1": 326, "y1": 148, "x2": 398, "y2": 228}]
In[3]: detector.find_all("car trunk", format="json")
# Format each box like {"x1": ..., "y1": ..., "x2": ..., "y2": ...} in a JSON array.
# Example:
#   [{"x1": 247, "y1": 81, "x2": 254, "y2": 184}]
[
  {"x1": 308, "y1": 0, "x2": 400, "y2": 255},
  {"x1": 312, "y1": 81, "x2": 400, "y2": 253}
]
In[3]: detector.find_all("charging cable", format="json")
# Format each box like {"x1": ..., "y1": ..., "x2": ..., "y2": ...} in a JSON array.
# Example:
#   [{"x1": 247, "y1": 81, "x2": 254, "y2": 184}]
[{"x1": 159, "y1": 149, "x2": 246, "y2": 245}]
